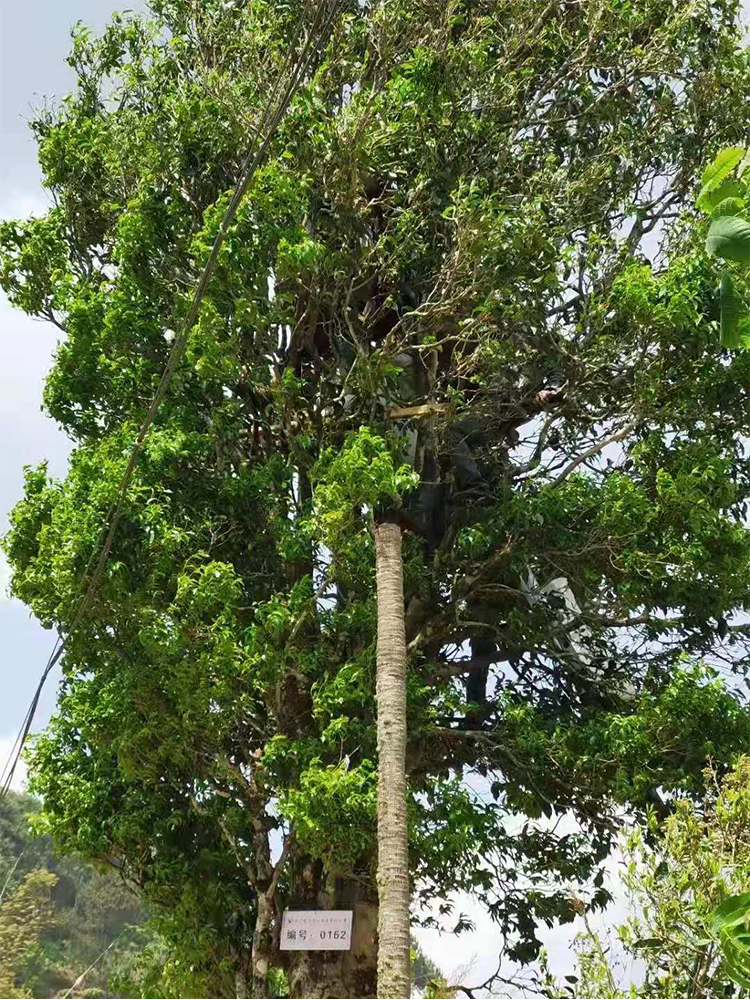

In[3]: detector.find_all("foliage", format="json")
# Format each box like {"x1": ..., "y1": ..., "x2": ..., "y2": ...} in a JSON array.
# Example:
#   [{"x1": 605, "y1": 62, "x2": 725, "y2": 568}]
[
  {"x1": 536, "y1": 757, "x2": 750, "y2": 999},
  {"x1": 2, "y1": 0, "x2": 750, "y2": 992},
  {"x1": 311, "y1": 427, "x2": 419, "y2": 552},
  {"x1": 0, "y1": 792, "x2": 145, "y2": 999},
  {"x1": 711, "y1": 892, "x2": 750, "y2": 991},
  {"x1": 696, "y1": 145, "x2": 750, "y2": 348},
  {"x1": 0, "y1": 869, "x2": 58, "y2": 999},
  {"x1": 109, "y1": 923, "x2": 246, "y2": 1000}
]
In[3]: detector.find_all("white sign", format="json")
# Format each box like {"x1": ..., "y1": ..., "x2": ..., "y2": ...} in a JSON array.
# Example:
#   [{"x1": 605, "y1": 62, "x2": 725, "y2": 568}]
[{"x1": 279, "y1": 909, "x2": 353, "y2": 951}]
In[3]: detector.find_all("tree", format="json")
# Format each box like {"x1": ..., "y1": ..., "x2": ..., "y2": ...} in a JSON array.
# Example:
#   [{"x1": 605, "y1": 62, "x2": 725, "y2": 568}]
[
  {"x1": 0, "y1": 792, "x2": 145, "y2": 999},
  {"x1": 411, "y1": 941, "x2": 450, "y2": 999},
  {"x1": 535, "y1": 757, "x2": 750, "y2": 999},
  {"x1": 0, "y1": 870, "x2": 58, "y2": 999},
  {"x1": 3, "y1": 1, "x2": 750, "y2": 997}
]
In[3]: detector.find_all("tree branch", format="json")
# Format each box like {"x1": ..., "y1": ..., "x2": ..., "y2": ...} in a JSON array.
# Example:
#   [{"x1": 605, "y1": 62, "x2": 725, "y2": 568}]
[{"x1": 551, "y1": 421, "x2": 635, "y2": 486}]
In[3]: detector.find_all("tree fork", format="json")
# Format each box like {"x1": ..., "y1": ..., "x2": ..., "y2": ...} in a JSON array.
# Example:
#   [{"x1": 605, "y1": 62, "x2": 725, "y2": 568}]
[{"x1": 374, "y1": 519, "x2": 411, "y2": 999}]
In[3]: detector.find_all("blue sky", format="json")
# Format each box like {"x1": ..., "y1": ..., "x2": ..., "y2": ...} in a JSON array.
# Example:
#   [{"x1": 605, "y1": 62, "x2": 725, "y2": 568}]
[{"x1": 0, "y1": 1, "x2": 747, "y2": 990}]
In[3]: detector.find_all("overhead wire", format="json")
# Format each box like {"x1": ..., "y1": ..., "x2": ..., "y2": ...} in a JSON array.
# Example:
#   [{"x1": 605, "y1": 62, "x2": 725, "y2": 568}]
[{"x1": 0, "y1": 0, "x2": 343, "y2": 798}]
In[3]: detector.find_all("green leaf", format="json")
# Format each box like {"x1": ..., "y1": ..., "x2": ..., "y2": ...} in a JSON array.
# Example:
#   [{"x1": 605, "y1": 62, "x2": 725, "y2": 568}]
[
  {"x1": 739, "y1": 150, "x2": 750, "y2": 177},
  {"x1": 699, "y1": 146, "x2": 745, "y2": 191},
  {"x1": 711, "y1": 893, "x2": 750, "y2": 990},
  {"x1": 719, "y1": 273, "x2": 744, "y2": 350},
  {"x1": 712, "y1": 198, "x2": 745, "y2": 218},
  {"x1": 712, "y1": 893, "x2": 750, "y2": 934},
  {"x1": 706, "y1": 215, "x2": 750, "y2": 264},
  {"x1": 698, "y1": 178, "x2": 745, "y2": 214}
]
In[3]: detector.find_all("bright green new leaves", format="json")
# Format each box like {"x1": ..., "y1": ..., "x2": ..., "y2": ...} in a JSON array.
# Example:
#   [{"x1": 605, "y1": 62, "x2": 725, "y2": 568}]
[
  {"x1": 711, "y1": 893, "x2": 750, "y2": 991},
  {"x1": 311, "y1": 428, "x2": 419, "y2": 553},
  {"x1": 697, "y1": 147, "x2": 750, "y2": 348},
  {"x1": 697, "y1": 180, "x2": 744, "y2": 215},
  {"x1": 535, "y1": 758, "x2": 750, "y2": 999},
  {"x1": 711, "y1": 196, "x2": 745, "y2": 218},
  {"x1": 719, "y1": 272, "x2": 744, "y2": 350},
  {"x1": 696, "y1": 146, "x2": 745, "y2": 211},
  {"x1": 278, "y1": 759, "x2": 377, "y2": 869}
]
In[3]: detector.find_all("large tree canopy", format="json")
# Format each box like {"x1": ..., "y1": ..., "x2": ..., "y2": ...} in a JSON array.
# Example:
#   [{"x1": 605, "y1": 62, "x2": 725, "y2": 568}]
[{"x1": 2, "y1": 0, "x2": 750, "y2": 996}]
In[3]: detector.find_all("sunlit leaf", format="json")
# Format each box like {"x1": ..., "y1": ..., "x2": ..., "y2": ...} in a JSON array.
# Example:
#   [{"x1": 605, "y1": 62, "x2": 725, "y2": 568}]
[
  {"x1": 698, "y1": 146, "x2": 745, "y2": 196},
  {"x1": 719, "y1": 273, "x2": 744, "y2": 349},
  {"x1": 706, "y1": 215, "x2": 750, "y2": 263},
  {"x1": 711, "y1": 892, "x2": 750, "y2": 990},
  {"x1": 712, "y1": 197, "x2": 745, "y2": 218},
  {"x1": 698, "y1": 178, "x2": 745, "y2": 214}
]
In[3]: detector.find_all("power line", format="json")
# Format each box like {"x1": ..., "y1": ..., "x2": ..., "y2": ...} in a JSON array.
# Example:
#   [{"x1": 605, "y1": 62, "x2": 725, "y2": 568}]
[{"x1": 0, "y1": 0, "x2": 343, "y2": 799}]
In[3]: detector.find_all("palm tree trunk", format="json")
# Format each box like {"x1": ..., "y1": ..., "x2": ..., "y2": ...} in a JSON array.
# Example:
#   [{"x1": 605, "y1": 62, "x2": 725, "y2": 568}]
[{"x1": 374, "y1": 519, "x2": 411, "y2": 999}]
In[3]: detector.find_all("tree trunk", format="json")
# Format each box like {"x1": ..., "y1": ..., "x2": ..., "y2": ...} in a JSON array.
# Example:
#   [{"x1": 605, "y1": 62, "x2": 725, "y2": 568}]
[
  {"x1": 252, "y1": 891, "x2": 274, "y2": 998},
  {"x1": 374, "y1": 520, "x2": 412, "y2": 999},
  {"x1": 284, "y1": 866, "x2": 378, "y2": 999},
  {"x1": 285, "y1": 898, "x2": 378, "y2": 998},
  {"x1": 235, "y1": 965, "x2": 248, "y2": 999}
]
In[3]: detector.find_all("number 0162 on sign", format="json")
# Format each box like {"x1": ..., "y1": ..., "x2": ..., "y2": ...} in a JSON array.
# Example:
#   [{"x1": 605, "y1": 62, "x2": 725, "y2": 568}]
[{"x1": 279, "y1": 910, "x2": 353, "y2": 951}]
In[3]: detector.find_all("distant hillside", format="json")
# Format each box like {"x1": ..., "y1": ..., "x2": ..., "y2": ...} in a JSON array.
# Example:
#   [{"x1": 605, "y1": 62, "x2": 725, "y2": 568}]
[{"x1": 0, "y1": 791, "x2": 145, "y2": 999}]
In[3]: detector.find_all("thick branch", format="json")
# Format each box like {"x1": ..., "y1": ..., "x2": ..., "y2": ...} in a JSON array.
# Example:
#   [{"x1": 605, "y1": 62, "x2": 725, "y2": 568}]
[{"x1": 551, "y1": 421, "x2": 635, "y2": 486}]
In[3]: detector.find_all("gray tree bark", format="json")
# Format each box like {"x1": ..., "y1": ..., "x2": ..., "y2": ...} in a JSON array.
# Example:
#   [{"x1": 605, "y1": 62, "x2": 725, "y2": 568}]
[
  {"x1": 286, "y1": 898, "x2": 378, "y2": 998},
  {"x1": 374, "y1": 520, "x2": 412, "y2": 999},
  {"x1": 284, "y1": 864, "x2": 378, "y2": 999}
]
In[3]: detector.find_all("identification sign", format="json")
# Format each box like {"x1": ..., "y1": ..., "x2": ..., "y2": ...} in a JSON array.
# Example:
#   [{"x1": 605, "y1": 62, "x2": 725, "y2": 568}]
[{"x1": 279, "y1": 910, "x2": 353, "y2": 951}]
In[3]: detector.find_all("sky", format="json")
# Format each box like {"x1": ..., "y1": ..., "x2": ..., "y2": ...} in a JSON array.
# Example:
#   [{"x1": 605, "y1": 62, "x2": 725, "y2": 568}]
[{"x1": 0, "y1": 1, "x2": 746, "y2": 993}]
